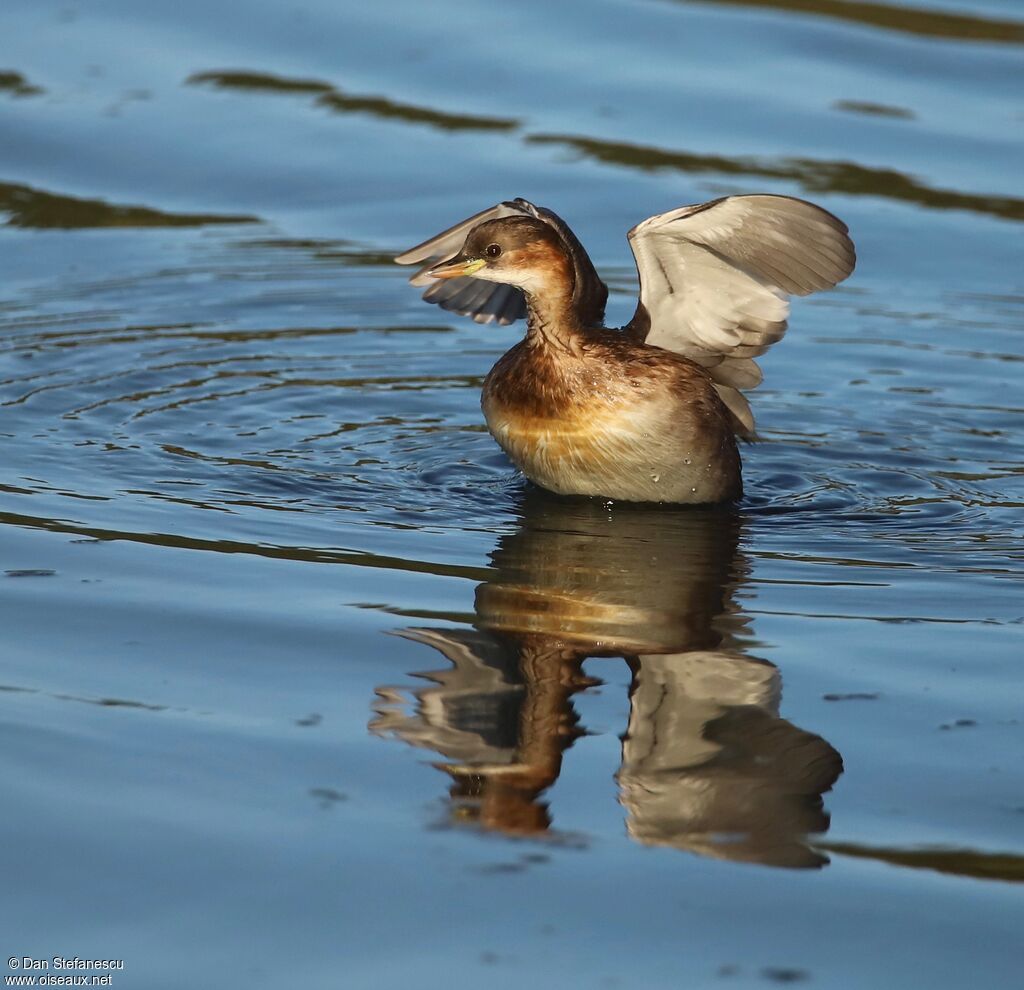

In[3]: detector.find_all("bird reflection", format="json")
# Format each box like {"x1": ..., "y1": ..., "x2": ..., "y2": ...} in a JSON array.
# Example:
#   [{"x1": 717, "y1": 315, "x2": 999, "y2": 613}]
[{"x1": 371, "y1": 494, "x2": 842, "y2": 868}]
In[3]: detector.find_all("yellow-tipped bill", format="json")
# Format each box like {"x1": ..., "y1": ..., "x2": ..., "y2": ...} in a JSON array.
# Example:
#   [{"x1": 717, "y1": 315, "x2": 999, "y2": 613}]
[{"x1": 427, "y1": 256, "x2": 486, "y2": 279}]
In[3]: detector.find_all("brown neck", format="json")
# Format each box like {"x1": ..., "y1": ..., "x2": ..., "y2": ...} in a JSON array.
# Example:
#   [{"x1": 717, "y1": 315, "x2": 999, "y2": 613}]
[{"x1": 524, "y1": 283, "x2": 584, "y2": 355}]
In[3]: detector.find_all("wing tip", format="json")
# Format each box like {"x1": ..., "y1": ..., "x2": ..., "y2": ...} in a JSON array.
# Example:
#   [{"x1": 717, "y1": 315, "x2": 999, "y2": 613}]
[{"x1": 714, "y1": 385, "x2": 756, "y2": 436}]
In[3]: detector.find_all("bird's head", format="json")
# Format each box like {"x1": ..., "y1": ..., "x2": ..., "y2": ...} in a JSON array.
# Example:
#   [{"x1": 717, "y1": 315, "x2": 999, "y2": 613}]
[{"x1": 427, "y1": 216, "x2": 572, "y2": 296}]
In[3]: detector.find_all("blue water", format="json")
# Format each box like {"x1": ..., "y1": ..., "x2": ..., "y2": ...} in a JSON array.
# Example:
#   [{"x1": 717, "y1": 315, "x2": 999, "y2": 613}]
[{"x1": 1, "y1": 1, "x2": 1022, "y2": 987}]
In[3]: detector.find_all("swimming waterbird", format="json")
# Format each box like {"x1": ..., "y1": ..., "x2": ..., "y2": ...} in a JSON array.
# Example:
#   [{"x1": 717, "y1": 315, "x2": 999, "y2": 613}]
[{"x1": 395, "y1": 195, "x2": 855, "y2": 503}]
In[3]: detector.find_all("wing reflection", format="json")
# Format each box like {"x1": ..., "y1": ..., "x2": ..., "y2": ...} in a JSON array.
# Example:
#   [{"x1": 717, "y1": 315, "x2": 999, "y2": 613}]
[
  {"x1": 372, "y1": 495, "x2": 842, "y2": 868},
  {"x1": 620, "y1": 652, "x2": 840, "y2": 868}
]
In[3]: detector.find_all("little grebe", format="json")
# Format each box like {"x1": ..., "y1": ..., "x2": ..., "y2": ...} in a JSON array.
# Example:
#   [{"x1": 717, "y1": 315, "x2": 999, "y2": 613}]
[{"x1": 396, "y1": 195, "x2": 855, "y2": 503}]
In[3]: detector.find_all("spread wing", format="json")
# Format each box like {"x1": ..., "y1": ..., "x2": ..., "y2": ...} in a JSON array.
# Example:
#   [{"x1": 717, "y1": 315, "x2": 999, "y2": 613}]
[
  {"x1": 395, "y1": 198, "x2": 608, "y2": 327},
  {"x1": 626, "y1": 195, "x2": 855, "y2": 433}
]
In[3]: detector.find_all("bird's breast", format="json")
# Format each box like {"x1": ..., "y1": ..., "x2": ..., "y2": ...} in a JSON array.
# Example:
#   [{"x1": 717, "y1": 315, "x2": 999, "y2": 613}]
[{"x1": 480, "y1": 339, "x2": 741, "y2": 503}]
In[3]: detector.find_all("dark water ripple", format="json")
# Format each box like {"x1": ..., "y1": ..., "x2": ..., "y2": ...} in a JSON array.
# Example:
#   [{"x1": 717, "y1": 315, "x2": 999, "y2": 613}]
[
  {"x1": 0, "y1": 179, "x2": 260, "y2": 228},
  {"x1": 680, "y1": 0, "x2": 1024, "y2": 45}
]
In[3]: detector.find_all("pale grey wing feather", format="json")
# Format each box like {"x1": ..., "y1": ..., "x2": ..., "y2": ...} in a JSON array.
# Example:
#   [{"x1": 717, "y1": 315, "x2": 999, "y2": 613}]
[
  {"x1": 395, "y1": 202, "x2": 526, "y2": 265},
  {"x1": 627, "y1": 195, "x2": 855, "y2": 432},
  {"x1": 713, "y1": 386, "x2": 755, "y2": 436},
  {"x1": 395, "y1": 201, "x2": 530, "y2": 326}
]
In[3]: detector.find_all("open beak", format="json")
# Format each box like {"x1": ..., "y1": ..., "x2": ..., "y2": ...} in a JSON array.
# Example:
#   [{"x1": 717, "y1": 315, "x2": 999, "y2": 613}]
[{"x1": 427, "y1": 254, "x2": 486, "y2": 279}]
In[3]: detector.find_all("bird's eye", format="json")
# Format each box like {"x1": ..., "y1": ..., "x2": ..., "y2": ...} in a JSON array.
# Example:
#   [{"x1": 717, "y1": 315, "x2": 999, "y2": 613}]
[{"x1": 485, "y1": 243, "x2": 502, "y2": 258}]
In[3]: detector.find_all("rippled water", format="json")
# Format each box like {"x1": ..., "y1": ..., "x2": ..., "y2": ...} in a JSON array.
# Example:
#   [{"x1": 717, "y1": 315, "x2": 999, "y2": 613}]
[{"x1": 2, "y1": 1, "x2": 1022, "y2": 987}]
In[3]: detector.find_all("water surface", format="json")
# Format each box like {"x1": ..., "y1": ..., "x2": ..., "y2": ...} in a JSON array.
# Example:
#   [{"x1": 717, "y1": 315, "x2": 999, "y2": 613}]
[{"x1": 1, "y1": 1, "x2": 1022, "y2": 987}]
